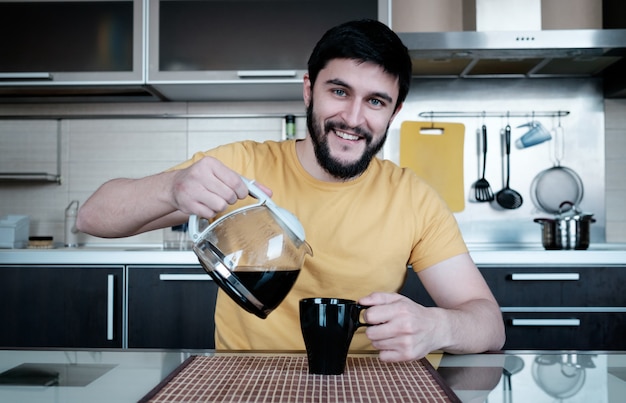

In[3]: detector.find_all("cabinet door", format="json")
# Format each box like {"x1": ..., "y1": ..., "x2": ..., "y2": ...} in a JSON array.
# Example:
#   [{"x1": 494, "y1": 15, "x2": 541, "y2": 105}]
[
  {"x1": 147, "y1": 0, "x2": 380, "y2": 101},
  {"x1": 127, "y1": 266, "x2": 218, "y2": 349},
  {"x1": 0, "y1": 265, "x2": 123, "y2": 348},
  {"x1": 399, "y1": 267, "x2": 435, "y2": 306},
  {"x1": 481, "y1": 266, "x2": 626, "y2": 350},
  {"x1": 0, "y1": 0, "x2": 143, "y2": 84},
  {"x1": 503, "y1": 312, "x2": 626, "y2": 350},
  {"x1": 480, "y1": 266, "x2": 626, "y2": 307}
]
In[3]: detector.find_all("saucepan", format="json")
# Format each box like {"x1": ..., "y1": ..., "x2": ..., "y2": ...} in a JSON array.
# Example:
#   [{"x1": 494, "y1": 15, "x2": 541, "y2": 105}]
[{"x1": 533, "y1": 202, "x2": 595, "y2": 250}]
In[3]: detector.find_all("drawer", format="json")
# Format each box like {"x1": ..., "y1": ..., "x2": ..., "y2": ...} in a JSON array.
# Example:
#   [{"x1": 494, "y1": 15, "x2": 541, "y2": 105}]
[
  {"x1": 127, "y1": 266, "x2": 218, "y2": 349},
  {"x1": 480, "y1": 267, "x2": 626, "y2": 307},
  {"x1": 502, "y1": 312, "x2": 626, "y2": 350}
]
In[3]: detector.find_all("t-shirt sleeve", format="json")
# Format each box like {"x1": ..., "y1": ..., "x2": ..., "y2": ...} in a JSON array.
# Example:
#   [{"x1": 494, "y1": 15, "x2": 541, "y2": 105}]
[{"x1": 406, "y1": 174, "x2": 469, "y2": 272}]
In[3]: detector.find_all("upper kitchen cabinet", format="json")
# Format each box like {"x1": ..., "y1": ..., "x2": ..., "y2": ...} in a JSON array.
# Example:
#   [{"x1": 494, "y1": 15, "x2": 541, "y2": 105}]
[
  {"x1": 0, "y1": 0, "x2": 159, "y2": 102},
  {"x1": 147, "y1": 0, "x2": 386, "y2": 101}
]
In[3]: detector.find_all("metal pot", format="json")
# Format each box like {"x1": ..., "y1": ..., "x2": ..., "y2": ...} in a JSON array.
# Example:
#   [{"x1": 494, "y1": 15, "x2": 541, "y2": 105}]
[{"x1": 534, "y1": 202, "x2": 595, "y2": 250}]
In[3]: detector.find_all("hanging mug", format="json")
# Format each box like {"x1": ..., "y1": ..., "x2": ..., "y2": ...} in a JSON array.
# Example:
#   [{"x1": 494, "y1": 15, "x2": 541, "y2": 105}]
[{"x1": 515, "y1": 121, "x2": 552, "y2": 149}]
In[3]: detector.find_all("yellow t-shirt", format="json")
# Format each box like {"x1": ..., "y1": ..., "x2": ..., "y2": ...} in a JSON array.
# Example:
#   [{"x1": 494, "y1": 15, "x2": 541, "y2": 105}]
[{"x1": 175, "y1": 140, "x2": 468, "y2": 351}]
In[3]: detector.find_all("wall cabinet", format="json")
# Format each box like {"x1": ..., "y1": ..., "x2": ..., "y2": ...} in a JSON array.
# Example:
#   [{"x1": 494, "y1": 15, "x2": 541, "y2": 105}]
[
  {"x1": 0, "y1": 1, "x2": 144, "y2": 84},
  {"x1": 127, "y1": 265, "x2": 218, "y2": 349},
  {"x1": 146, "y1": 0, "x2": 380, "y2": 101},
  {"x1": 0, "y1": 265, "x2": 123, "y2": 348},
  {"x1": 400, "y1": 266, "x2": 626, "y2": 350},
  {"x1": 0, "y1": 0, "x2": 153, "y2": 101}
]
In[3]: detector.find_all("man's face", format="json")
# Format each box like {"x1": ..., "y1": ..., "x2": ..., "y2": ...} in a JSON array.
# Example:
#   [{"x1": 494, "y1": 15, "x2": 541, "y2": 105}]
[{"x1": 304, "y1": 58, "x2": 401, "y2": 180}]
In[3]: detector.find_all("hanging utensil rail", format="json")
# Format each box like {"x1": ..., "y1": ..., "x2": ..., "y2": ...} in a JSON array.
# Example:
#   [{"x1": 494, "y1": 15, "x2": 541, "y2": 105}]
[{"x1": 418, "y1": 111, "x2": 569, "y2": 119}]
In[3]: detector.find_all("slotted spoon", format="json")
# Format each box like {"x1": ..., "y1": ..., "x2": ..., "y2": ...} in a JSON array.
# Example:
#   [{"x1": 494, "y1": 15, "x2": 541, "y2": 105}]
[
  {"x1": 473, "y1": 125, "x2": 494, "y2": 202},
  {"x1": 495, "y1": 125, "x2": 523, "y2": 209}
]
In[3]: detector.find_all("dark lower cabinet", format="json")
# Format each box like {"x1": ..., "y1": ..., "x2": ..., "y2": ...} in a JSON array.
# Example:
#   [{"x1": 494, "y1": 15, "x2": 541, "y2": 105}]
[
  {"x1": 400, "y1": 265, "x2": 626, "y2": 350},
  {"x1": 0, "y1": 265, "x2": 123, "y2": 348},
  {"x1": 127, "y1": 266, "x2": 218, "y2": 349},
  {"x1": 502, "y1": 312, "x2": 626, "y2": 350},
  {"x1": 481, "y1": 266, "x2": 626, "y2": 350}
]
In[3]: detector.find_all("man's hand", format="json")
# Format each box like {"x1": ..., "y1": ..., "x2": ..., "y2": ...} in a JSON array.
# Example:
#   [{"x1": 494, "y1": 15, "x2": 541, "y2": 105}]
[
  {"x1": 359, "y1": 292, "x2": 441, "y2": 362},
  {"x1": 170, "y1": 157, "x2": 250, "y2": 218},
  {"x1": 358, "y1": 254, "x2": 505, "y2": 362}
]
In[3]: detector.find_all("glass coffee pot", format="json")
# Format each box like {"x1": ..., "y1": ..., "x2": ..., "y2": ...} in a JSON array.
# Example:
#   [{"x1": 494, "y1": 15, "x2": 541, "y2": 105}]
[{"x1": 188, "y1": 177, "x2": 312, "y2": 319}]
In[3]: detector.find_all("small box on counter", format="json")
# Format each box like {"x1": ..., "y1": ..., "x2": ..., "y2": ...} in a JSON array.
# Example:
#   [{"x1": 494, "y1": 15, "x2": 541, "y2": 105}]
[{"x1": 0, "y1": 215, "x2": 30, "y2": 248}]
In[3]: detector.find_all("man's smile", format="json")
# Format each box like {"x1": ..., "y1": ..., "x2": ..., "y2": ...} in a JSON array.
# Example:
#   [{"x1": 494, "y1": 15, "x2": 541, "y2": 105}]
[{"x1": 334, "y1": 129, "x2": 361, "y2": 141}]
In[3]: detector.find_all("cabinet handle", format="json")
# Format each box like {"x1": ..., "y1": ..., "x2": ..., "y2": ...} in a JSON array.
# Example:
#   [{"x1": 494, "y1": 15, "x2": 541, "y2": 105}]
[
  {"x1": 159, "y1": 274, "x2": 212, "y2": 281},
  {"x1": 0, "y1": 72, "x2": 52, "y2": 81},
  {"x1": 511, "y1": 318, "x2": 581, "y2": 327},
  {"x1": 237, "y1": 70, "x2": 297, "y2": 78},
  {"x1": 511, "y1": 273, "x2": 579, "y2": 281},
  {"x1": 107, "y1": 274, "x2": 114, "y2": 341}
]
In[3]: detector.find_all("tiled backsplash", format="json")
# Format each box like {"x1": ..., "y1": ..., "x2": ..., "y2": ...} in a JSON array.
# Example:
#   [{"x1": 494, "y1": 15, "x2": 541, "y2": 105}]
[
  {"x1": 1, "y1": 97, "x2": 625, "y2": 246},
  {"x1": 0, "y1": 101, "x2": 305, "y2": 246}
]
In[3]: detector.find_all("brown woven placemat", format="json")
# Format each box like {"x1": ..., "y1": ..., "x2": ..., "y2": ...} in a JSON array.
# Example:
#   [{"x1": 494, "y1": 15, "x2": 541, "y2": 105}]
[{"x1": 139, "y1": 355, "x2": 460, "y2": 403}]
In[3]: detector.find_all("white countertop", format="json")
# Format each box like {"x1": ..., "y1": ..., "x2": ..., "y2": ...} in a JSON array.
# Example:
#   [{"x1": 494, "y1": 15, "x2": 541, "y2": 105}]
[{"x1": 1, "y1": 243, "x2": 625, "y2": 266}]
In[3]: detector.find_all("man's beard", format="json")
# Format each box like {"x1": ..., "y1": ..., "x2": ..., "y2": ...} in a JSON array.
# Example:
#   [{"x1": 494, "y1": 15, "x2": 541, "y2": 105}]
[{"x1": 306, "y1": 100, "x2": 388, "y2": 180}]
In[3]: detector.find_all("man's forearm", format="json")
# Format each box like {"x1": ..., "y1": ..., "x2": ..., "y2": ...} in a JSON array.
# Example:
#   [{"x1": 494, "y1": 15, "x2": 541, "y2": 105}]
[
  {"x1": 76, "y1": 173, "x2": 181, "y2": 238},
  {"x1": 436, "y1": 298, "x2": 505, "y2": 354}
]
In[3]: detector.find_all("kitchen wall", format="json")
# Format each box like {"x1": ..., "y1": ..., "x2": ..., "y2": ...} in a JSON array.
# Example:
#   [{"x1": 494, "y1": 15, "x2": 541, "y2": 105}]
[
  {"x1": 386, "y1": 78, "x2": 608, "y2": 245},
  {"x1": 605, "y1": 98, "x2": 626, "y2": 241},
  {"x1": 1, "y1": 79, "x2": 625, "y2": 247}
]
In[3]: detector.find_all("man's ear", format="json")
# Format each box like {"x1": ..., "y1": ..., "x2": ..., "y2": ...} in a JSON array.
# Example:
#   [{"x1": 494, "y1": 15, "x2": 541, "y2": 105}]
[{"x1": 303, "y1": 73, "x2": 312, "y2": 107}]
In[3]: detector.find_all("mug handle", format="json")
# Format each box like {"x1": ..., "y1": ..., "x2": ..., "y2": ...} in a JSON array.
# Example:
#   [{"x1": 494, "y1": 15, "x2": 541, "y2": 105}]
[{"x1": 356, "y1": 304, "x2": 373, "y2": 328}]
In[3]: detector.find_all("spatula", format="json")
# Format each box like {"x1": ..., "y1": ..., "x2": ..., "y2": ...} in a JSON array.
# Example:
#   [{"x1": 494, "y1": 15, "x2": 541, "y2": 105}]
[{"x1": 473, "y1": 125, "x2": 494, "y2": 202}]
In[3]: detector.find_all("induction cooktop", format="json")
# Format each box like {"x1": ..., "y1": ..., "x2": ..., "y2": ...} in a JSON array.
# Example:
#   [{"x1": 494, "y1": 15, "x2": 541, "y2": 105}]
[{"x1": 0, "y1": 363, "x2": 115, "y2": 387}]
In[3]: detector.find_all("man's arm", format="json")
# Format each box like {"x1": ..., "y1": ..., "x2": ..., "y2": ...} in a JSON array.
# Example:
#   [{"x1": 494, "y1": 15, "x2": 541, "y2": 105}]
[
  {"x1": 359, "y1": 253, "x2": 505, "y2": 362},
  {"x1": 76, "y1": 156, "x2": 250, "y2": 238}
]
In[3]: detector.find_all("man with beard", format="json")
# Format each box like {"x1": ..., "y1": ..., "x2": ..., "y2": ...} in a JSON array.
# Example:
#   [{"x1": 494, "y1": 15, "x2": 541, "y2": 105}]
[{"x1": 77, "y1": 19, "x2": 505, "y2": 362}]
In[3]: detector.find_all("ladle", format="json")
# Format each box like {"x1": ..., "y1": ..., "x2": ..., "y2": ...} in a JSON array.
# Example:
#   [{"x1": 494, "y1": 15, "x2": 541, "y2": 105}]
[{"x1": 496, "y1": 125, "x2": 523, "y2": 209}]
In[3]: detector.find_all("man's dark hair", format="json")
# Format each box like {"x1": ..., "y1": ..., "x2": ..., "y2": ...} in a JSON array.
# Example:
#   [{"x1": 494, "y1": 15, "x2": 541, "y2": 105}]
[{"x1": 307, "y1": 19, "x2": 412, "y2": 111}]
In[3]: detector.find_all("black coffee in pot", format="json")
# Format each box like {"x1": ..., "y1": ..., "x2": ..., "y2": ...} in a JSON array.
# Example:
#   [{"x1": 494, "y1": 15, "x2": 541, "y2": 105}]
[{"x1": 233, "y1": 268, "x2": 300, "y2": 312}]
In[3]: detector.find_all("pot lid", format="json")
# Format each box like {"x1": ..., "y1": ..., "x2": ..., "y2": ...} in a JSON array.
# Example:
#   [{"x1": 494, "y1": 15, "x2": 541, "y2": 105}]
[{"x1": 557, "y1": 201, "x2": 594, "y2": 220}]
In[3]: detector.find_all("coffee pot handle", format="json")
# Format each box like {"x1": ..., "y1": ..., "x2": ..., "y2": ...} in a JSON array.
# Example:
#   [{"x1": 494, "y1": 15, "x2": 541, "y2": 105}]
[
  {"x1": 187, "y1": 214, "x2": 204, "y2": 242},
  {"x1": 240, "y1": 176, "x2": 271, "y2": 204},
  {"x1": 188, "y1": 176, "x2": 269, "y2": 242}
]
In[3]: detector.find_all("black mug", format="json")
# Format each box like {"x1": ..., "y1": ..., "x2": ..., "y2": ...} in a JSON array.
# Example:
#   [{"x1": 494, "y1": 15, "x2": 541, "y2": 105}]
[{"x1": 299, "y1": 298, "x2": 369, "y2": 375}]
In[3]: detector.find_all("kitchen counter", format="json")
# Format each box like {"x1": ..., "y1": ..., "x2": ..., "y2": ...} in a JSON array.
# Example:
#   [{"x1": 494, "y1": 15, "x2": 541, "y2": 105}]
[
  {"x1": 1, "y1": 243, "x2": 626, "y2": 266},
  {"x1": 0, "y1": 349, "x2": 624, "y2": 402}
]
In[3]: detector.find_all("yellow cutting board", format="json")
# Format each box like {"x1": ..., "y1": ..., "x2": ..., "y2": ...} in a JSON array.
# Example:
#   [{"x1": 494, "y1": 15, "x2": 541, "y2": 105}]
[{"x1": 400, "y1": 121, "x2": 465, "y2": 212}]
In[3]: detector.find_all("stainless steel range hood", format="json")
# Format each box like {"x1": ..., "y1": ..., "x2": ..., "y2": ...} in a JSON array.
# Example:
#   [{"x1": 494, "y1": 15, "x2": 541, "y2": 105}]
[{"x1": 397, "y1": 28, "x2": 626, "y2": 97}]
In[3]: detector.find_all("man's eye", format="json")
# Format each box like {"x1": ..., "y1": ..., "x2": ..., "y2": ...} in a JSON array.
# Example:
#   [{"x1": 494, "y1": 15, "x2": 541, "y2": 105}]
[
  {"x1": 370, "y1": 98, "x2": 383, "y2": 107},
  {"x1": 333, "y1": 89, "x2": 347, "y2": 97}
]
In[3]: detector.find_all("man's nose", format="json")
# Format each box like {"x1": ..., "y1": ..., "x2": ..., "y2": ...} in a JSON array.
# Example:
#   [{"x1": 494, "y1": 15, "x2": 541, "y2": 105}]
[{"x1": 340, "y1": 99, "x2": 366, "y2": 128}]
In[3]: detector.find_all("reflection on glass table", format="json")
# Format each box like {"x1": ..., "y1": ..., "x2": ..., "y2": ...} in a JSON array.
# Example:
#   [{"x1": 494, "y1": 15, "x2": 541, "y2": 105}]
[{"x1": 438, "y1": 352, "x2": 626, "y2": 403}]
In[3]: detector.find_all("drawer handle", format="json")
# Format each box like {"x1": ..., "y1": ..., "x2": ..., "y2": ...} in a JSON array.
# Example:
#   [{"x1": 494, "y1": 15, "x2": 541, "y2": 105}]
[
  {"x1": 159, "y1": 274, "x2": 211, "y2": 281},
  {"x1": 0, "y1": 72, "x2": 52, "y2": 81},
  {"x1": 511, "y1": 273, "x2": 579, "y2": 281},
  {"x1": 237, "y1": 70, "x2": 297, "y2": 78},
  {"x1": 511, "y1": 318, "x2": 581, "y2": 327},
  {"x1": 107, "y1": 274, "x2": 114, "y2": 341}
]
